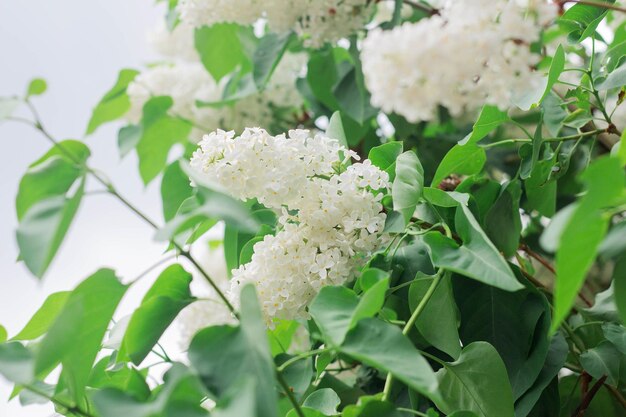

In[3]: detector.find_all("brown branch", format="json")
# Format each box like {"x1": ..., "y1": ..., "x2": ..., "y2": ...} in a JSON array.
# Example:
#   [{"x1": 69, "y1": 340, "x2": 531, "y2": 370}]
[
  {"x1": 559, "y1": 0, "x2": 626, "y2": 14},
  {"x1": 573, "y1": 375, "x2": 607, "y2": 417}
]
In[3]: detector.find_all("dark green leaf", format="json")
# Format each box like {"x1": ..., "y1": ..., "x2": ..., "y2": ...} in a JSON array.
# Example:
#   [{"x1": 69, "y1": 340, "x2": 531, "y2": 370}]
[
  {"x1": 580, "y1": 341, "x2": 626, "y2": 387},
  {"x1": 433, "y1": 342, "x2": 515, "y2": 417},
  {"x1": 119, "y1": 264, "x2": 193, "y2": 365},
  {"x1": 459, "y1": 105, "x2": 509, "y2": 146},
  {"x1": 340, "y1": 318, "x2": 439, "y2": 401},
  {"x1": 423, "y1": 205, "x2": 523, "y2": 291},
  {"x1": 484, "y1": 180, "x2": 522, "y2": 257},
  {"x1": 118, "y1": 124, "x2": 142, "y2": 158}
]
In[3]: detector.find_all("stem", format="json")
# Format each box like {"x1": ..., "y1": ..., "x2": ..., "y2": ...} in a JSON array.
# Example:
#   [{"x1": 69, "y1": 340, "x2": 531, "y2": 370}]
[
  {"x1": 382, "y1": 269, "x2": 446, "y2": 401},
  {"x1": 559, "y1": 0, "x2": 626, "y2": 14},
  {"x1": 23, "y1": 384, "x2": 95, "y2": 417},
  {"x1": 482, "y1": 129, "x2": 606, "y2": 149},
  {"x1": 402, "y1": 0, "x2": 439, "y2": 15},
  {"x1": 572, "y1": 375, "x2": 607, "y2": 417},
  {"x1": 276, "y1": 370, "x2": 306, "y2": 417},
  {"x1": 397, "y1": 408, "x2": 429, "y2": 417},
  {"x1": 277, "y1": 348, "x2": 329, "y2": 372}
]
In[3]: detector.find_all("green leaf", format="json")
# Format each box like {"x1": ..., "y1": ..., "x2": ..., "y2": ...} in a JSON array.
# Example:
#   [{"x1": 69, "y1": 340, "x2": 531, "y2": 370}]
[
  {"x1": 0, "y1": 97, "x2": 20, "y2": 120},
  {"x1": 459, "y1": 105, "x2": 509, "y2": 146},
  {"x1": 93, "y1": 363, "x2": 208, "y2": 417},
  {"x1": 616, "y1": 129, "x2": 626, "y2": 166},
  {"x1": 119, "y1": 264, "x2": 193, "y2": 365},
  {"x1": 539, "y1": 45, "x2": 565, "y2": 104},
  {"x1": 433, "y1": 342, "x2": 515, "y2": 417},
  {"x1": 614, "y1": 257, "x2": 626, "y2": 324},
  {"x1": 514, "y1": 332, "x2": 568, "y2": 417},
  {"x1": 580, "y1": 341, "x2": 626, "y2": 387},
  {"x1": 189, "y1": 285, "x2": 278, "y2": 417},
  {"x1": 117, "y1": 124, "x2": 142, "y2": 158},
  {"x1": 334, "y1": 67, "x2": 376, "y2": 124},
  {"x1": 604, "y1": 40, "x2": 626, "y2": 73},
  {"x1": 559, "y1": 0, "x2": 615, "y2": 41},
  {"x1": 0, "y1": 342, "x2": 34, "y2": 385},
  {"x1": 86, "y1": 69, "x2": 139, "y2": 134},
  {"x1": 157, "y1": 162, "x2": 260, "y2": 240},
  {"x1": 410, "y1": 274, "x2": 461, "y2": 359},
  {"x1": 253, "y1": 31, "x2": 294, "y2": 88},
  {"x1": 0, "y1": 326, "x2": 6, "y2": 343},
  {"x1": 340, "y1": 318, "x2": 439, "y2": 400},
  {"x1": 553, "y1": 157, "x2": 626, "y2": 332},
  {"x1": 302, "y1": 389, "x2": 340, "y2": 416},
  {"x1": 368, "y1": 141, "x2": 403, "y2": 181},
  {"x1": 27, "y1": 78, "x2": 47, "y2": 97},
  {"x1": 11, "y1": 291, "x2": 71, "y2": 341},
  {"x1": 431, "y1": 144, "x2": 486, "y2": 187},
  {"x1": 392, "y1": 151, "x2": 424, "y2": 224},
  {"x1": 16, "y1": 140, "x2": 90, "y2": 220},
  {"x1": 309, "y1": 281, "x2": 388, "y2": 347},
  {"x1": 484, "y1": 180, "x2": 522, "y2": 257},
  {"x1": 596, "y1": 63, "x2": 626, "y2": 90},
  {"x1": 326, "y1": 111, "x2": 348, "y2": 147},
  {"x1": 136, "y1": 96, "x2": 192, "y2": 184},
  {"x1": 423, "y1": 205, "x2": 523, "y2": 291},
  {"x1": 161, "y1": 161, "x2": 194, "y2": 222},
  {"x1": 35, "y1": 269, "x2": 127, "y2": 402},
  {"x1": 195, "y1": 24, "x2": 253, "y2": 82},
  {"x1": 16, "y1": 178, "x2": 86, "y2": 278},
  {"x1": 454, "y1": 276, "x2": 551, "y2": 399}
]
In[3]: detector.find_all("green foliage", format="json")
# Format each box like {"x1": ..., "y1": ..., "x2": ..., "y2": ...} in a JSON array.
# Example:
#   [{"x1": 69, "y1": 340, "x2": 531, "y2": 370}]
[
  {"x1": 392, "y1": 151, "x2": 424, "y2": 225},
  {"x1": 26, "y1": 78, "x2": 47, "y2": 97},
  {"x1": 195, "y1": 24, "x2": 254, "y2": 82},
  {"x1": 86, "y1": 69, "x2": 138, "y2": 134}
]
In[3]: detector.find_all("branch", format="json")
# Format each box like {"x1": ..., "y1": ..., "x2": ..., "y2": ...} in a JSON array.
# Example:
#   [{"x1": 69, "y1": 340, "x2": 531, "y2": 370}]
[
  {"x1": 401, "y1": 0, "x2": 439, "y2": 15},
  {"x1": 572, "y1": 375, "x2": 607, "y2": 417},
  {"x1": 559, "y1": 0, "x2": 626, "y2": 14}
]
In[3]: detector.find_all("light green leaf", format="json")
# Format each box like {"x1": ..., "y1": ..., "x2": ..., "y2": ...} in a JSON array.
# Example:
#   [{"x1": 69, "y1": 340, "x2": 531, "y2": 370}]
[
  {"x1": 615, "y1": 129, "x2": 626, "y2": 166},
  {"x1": 559, "y1": 1, "x2": 614, "y2": 41},
  {"x1": 189, "y1": 285, "x2": 278, "y2": 417},
  {"x1": 0, "y1": 97, "x2": 20, "y2": 119},
  {"x1": 302, "y1": 389, "x2": 340, "y2": 416},
  {"x1": 553, "y1": 157, "x2": 626, "y2": 332},
  {"x1": 0, "y1": 326, "x2": 6, "y2": 343},
  {"x1": 86, "y1": 69, "x2": 139, "y2": 134},
  {"x1": 16, "y1": 178, "x2": 86, "y2": 278},
  {"x1": 0, "y1": 342, "x2": 34, "y2": 385},
  {"x1": 431, "y1": 144, "x2": 486, "y2": 187},
  {"x1": 326, "y1": 111, "x2": 348, "y2": 147},
  {"x1": 161, "y1": 161, "x2": 194, "y2": 222},
  {"x1": 119, "y1": 264, "x2": 193, "y2": 365},
  {"x1": 596, "y1": 64, "x2": 626, "y2": 90},
  {"x1": 423, "y1": 205, "x2": 523, "y2": 291},
  {"x1": 539, "y1": 44, "x2": 565, "y2": 104},
  {"x1": 27, "y1": 78, "x2": 47, "y2": 97},
  {"x1": 35, "y1": 269, "x2": 127, "y2": 402},
  {"x1": 253, "y1": 31, "x2": 294, "y2": 88},
  {"x1": 16, "y1": 140, "x2": 90, "y2": 220},
  {"x1": 195, "y1": 24, "x2": 253, "y2": 82},
  {"x1": 392, "y1": 151, "x2": 424, "y2": 224},
  {"x1": 459, "y1": 105, "x2": 509, "y2": 146},
  {"x1": 12, "y1": 291, "x2": 71, "y2": 341},
  {"x1": 136, "y1": 96, "x2": 192, "y2": 184},
  {"x1": 368, "y1": 141, "x2": 403, "y2": 181},
  {"x1": 340, "y1": 318, "x2": 439, "y2": 401},
  {"x1": 580, "y1": 341, "x2": 626, "y2": 387},
  {"x1": 433, "y1": 342, "x2": 515, "y2": 417}
]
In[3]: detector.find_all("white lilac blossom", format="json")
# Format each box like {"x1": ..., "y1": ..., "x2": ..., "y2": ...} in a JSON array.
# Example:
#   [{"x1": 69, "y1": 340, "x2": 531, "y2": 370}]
[
  {"x1": 148, "y1": 21, "x2": 199, "y2": 62},
  {"x1": 361, "y1": 0, "x2": 557, "y2": 122},
  {"x1": 126, "y1": 54, "x2": 305, "y2": 140},
  {"x1": 190, "y1": 128, "x2": 390, "y2": 323},
  {"x1": 177, "y1": 0, "x2": 373, "y2": 47}
]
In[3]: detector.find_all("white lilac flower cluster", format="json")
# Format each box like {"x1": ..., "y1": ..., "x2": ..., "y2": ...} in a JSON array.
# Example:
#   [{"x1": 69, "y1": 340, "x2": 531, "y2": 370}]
[
  {"x1": 126, "y1": 20, "x2": 305, "y2": 141},
  {"x1": 177, "y1": 0, "x2": 373, "y2": 47},
  {"x1": 361, "y1": 0, "x2": 557, "y2": 122},
  {"x1": 190, "y1": 128, "x2": 390, "y2": 323}
]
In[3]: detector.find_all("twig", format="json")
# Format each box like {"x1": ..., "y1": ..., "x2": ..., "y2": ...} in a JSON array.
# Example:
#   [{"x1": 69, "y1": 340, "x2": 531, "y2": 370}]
[
  {"x1": 559, "y1": 0, "x2": 626, "y2": 14},
  {"x1": 572, "y1": 375, "x2": 607, "y2": 417}
]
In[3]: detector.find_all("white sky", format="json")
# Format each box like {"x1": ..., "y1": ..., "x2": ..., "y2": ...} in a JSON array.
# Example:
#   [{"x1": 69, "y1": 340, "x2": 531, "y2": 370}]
[{"x1": 0, "y1": 1, "x2": 182, "y2": 415}]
